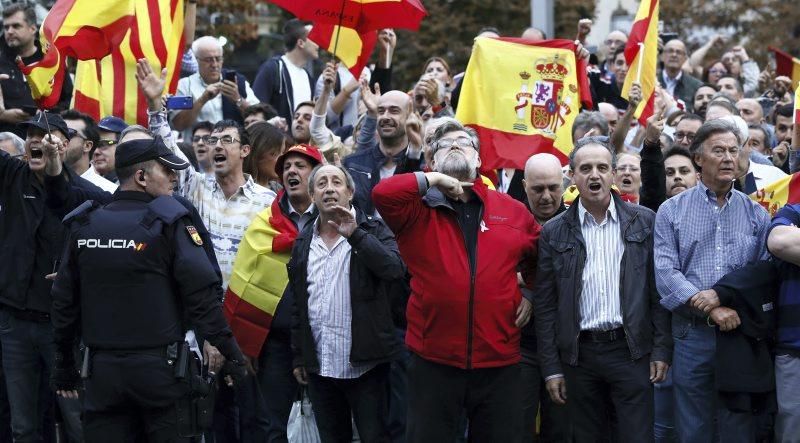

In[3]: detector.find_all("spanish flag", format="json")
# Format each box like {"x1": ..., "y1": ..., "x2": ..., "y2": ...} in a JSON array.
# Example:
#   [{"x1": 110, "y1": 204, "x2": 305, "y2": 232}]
[
  {"x1": 769, "y1": 47, "x2": 800, "y2": 90},
  {"x1": 795, "y1": 82, "x2": 800, "y2": 124},
  {"x1": 621, "y1": 0, "x2": 659, "y2": 125},
  {"x1": 41, "y1": 0, "x2": 135, "y2": 60},
  {"x1": 72, "y1": 0, "x2": 185, "y2": 125},
  {"x1": 455, "y1": 37, "x2": 592, "y2": 169},
  {"x1": 751, "y1": 174, "x2": 800, "y2": 217},
  {"x1": 308, "y1": 24, "x2": 377, "y2": 79},
  {"x1": 16, "y1": 33, "x2": 65, "y2": 109},
  {"x1": 224, "y1": 194, "x2": 299, "y2": 358}
]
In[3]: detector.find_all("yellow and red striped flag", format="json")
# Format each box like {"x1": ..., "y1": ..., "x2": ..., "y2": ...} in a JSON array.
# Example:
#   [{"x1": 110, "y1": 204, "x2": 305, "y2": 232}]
[
  {"x1": 224, "y1": 196, "x2": 296, "y2": 358},
  {"x1": 16, "y1": 33, "x2": 65, "y2": 109},
  {"x1": 769, "y1": 47, "x2": 800, "y2": 90},
  {"x1": 751, "y1": 173, "x2": 800, "y2": 217},
  {"x1": 72, "y1": 0, "x2": 185, "y2": 126},
  {"x1": 308, "y1": 24, "x2": 377, "y2": 78},
  {"x1": 795, "y1": 82, "x2": 800, "y2": 124},
  {"x1": 621, "y1": 0, "x2": 659, "y2": 125},
  {"x1": 455, "y1": 37, "x2": 592, "y2": 169}
]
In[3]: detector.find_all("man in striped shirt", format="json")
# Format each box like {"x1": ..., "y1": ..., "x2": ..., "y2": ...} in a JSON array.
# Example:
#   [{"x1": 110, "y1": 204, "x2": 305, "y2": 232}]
[{"x1": 533, "y1": 137, "x2": 671, "y2": 442}]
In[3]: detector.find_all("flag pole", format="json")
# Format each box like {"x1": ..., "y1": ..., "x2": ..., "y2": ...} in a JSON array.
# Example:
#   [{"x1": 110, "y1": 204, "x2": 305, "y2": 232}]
[
  {"x1": 331, "y1": 0, "x2": 347, "y2": 62},
  {"x1": 636, "y1": 42, "x2": 644, "y2": 83}
]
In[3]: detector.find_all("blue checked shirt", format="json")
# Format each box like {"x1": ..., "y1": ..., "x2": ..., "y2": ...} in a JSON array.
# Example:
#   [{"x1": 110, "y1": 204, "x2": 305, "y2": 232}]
[{"x1": 654, "y1": 180, "x2": 770, "y2": 313}]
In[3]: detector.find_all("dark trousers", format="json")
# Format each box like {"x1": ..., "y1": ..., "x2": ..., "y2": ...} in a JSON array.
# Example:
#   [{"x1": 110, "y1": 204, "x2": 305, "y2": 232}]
[
  {"x1": 406, "y1": 353, "x2": 521, "y2": 443},
  {"x1": 83, "y1": 351, "x2": 190, "y2": 442},
  {"x1": 0, "y1": 311, "x2": 82, "y2": 443},
  {"x1": 563, "y1": 338, "x2": 653, "y2": 443},
  {"x1": 256, "y1": 331, "x2": 298, "y2": 442},
  {"x1": 388, "y1": 328, "x2": 409, "y2": 443},
  {"x1": 307, "y1": 363, "x2": 390, "y2": 443},
  {"x1": 519, "y1": 355, "x2": 569, "y2": 442}
]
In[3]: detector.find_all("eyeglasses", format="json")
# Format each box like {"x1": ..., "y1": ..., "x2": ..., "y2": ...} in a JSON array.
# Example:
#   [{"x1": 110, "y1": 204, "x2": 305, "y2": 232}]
[
  {"x1": 615, "y1": 165, "x2": 640, "y2": 173},
  {"x1": 674, "y1": 132, "x2": 695, "y2": 142},
  {"x1": 96, "y1": 139, "x2": 117, "y2": 148},
  {"x1": 206, "y1": 135, "x2": 240, "y2": 146},
  {"x1": 197, "y1": 56, "x2": 223, "y2": 64},
  {"x1": 433, "y1": 136, "x2": 474, "y2": 152},
  {"x1": 192, "y1": 135, "x2": 207, "y2": 143}
]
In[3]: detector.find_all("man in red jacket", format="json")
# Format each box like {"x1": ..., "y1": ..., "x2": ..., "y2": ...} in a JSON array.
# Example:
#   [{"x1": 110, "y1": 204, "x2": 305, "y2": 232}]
[{"x1": 372, "y1": 119, "x2": 539, "y2": 442}]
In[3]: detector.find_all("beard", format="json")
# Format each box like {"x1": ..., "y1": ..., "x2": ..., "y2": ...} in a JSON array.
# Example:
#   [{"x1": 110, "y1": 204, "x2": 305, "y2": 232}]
[{"x1": 436, "y1": 150, "x2": 477, "y2": 182}]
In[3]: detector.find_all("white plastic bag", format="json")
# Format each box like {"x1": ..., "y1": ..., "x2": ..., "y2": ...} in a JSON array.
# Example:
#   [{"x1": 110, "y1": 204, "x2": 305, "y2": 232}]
[{"x1": 287, "y1": 388, "x2": 321, "y2": 443}]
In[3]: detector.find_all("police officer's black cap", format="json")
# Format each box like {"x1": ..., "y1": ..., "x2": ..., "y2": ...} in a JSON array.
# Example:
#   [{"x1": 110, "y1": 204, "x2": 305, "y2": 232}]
[
  {"x1": 115, "y1": 137, "x2": 190, "y2": 170},
  {"x1": 18, "y1": 112, "x2": 71, "y2": 140}
]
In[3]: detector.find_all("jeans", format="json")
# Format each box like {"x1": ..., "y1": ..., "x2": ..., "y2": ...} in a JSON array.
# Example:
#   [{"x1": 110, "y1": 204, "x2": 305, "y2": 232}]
[
  {"x1": 775, "y1": 353, "x2": 800, "y2": 442},
  {"x1": 0, "y1": 311, "x2": 82, "y2": 443},
  {"x1": 654, "y1": 370, "x2": 676, "y2": 442},
  {"x1": 671, "y1": 318, "x2": 754, "y2": 443}
]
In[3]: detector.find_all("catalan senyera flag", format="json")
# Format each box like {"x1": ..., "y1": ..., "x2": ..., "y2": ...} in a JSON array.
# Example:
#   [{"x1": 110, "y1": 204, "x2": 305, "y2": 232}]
[
  {"x1": 769, "y1": 47, "x2": 800, "y2": 90},
  {"x1": 751, "y1": 173, "x2": 800, "y2": 217},
  {"x1": 72, "y1": 0, "x2": 185, "y2": 126},
  {"x1": 621, "y1": 0, "x2": 659, "y2": 125},
  {"x1": 16, "y1": 33, "x2": 65, "y2": 109},
  {"x1": 224, "y1": 194, "x2": 298, "y2": 358},
  {"x1": 455, "y1": 37, "x2": 592, "y2": 169},
  {"x1": 308, "y1": 24, "x2": 377, "y2": 78},
  {"x1": 42, "y1": 0, "x2": 136, "y2": 60}
]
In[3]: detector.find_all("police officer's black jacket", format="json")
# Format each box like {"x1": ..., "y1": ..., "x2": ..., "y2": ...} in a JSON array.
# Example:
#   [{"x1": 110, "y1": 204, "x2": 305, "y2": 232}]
[
  {"x1": 52, "y1": 192, "x2": 241, "y2": 359},
  {"x1": 43, "y1": 168, "x2": 222, "y2": 284},
  {"x1": 0, "y1": 152, "x2": 101, "y2": 314},
  {"x1": 288, "y1": 207, "x2": 406, "y2": 372}
]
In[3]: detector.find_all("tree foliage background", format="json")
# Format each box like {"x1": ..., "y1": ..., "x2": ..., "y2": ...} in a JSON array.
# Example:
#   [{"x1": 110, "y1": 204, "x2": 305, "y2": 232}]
[{"x1": 661, "y1": 0, "x2": 800, "y2": 65}]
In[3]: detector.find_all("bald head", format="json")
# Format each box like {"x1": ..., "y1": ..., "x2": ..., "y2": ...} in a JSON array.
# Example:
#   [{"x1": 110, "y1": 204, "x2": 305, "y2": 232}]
[
  {"x1": 521, "y1": 27, "x2": 546, "y2": 42},
  {"x1": 661, "y1": 39, "x2": 687, "y2": 76},
  {"x1": 736, "y1": 98, "x2": 764, "y2": 125},
  {"x1": 523, "y1": 153, "x2": 565, "y2": 223},
  {"x1": 376, "y1": 90, "x2": 412, "y2": 144},
  {"x1": 604, "y1": 30, "x2": 627, "y2": 55},
  {"x1": 598, "y1": 102, "x2": 619, "y2": 135}
]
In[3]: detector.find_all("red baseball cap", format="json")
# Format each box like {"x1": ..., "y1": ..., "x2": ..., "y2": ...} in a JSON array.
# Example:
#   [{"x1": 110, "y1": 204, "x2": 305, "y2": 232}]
[{"x1": 275, "y1": 144, "x2": 324, "y2": 179}]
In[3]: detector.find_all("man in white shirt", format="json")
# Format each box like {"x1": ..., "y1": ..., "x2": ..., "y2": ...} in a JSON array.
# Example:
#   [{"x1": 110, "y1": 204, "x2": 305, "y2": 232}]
[
  {"x1": 253, "y1": 19, "x2": 318, "y2": 123},
  {"x1": 171, "y1": 36, "x2": 259, "y2": 142},
  {"x1": 62, "y1": 110, "x2": 117, "y2": 192}
]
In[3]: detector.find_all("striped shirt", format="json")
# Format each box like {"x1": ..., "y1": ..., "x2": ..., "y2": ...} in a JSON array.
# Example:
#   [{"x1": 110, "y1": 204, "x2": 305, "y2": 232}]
[
  {"x1": 654, "y1": 180, "x2": 769, "y2": 313},
  {"x1": 306, "y1": 213, "x2": 375, "y2": 379},
  {"x1": 149, "y1": 110, "x2": 277, "y2": 288},
  {"x1": 578, "y1": 199, "x2": 625, "y2": 331}
]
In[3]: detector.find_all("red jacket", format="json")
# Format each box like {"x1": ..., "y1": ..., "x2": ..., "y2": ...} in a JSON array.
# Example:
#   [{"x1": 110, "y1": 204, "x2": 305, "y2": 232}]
[{"x1": 373, "y1": 172, "x2": 539, "y2": 369}]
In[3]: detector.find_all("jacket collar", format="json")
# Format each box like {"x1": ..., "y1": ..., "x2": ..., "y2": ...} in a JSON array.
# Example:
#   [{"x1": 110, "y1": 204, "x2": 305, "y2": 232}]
[
  {"x1": 112, "y1": 190, "x2": 154, "y2": 203},
  {"x1": 371, "y1": 143, "x2": 408, "y2": 166},
  {"x1": 565, "y1": 192, "x2": 635, "y2": 230},
  {"x1": 422, "y1": 175, "x2": 489, "y2": 211}
]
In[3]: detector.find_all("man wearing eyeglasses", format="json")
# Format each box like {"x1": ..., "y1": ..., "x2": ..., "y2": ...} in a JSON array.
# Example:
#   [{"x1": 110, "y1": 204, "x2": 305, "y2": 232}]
[
  {"x1": 172, "y1": 36, "x2": 259, "y2": 143},
  {"x1": 62, "y1": 110, "x2": 118, "y2": 193},
  {"x1": 373, "y1": 119, "x2": 539, "y2": 442},
  {"x1": 658, "y1": 39, "x2": 703, "y2": 112},
  {"x1": 92, "y1": 116, "x2": 129, "y2": 183}
]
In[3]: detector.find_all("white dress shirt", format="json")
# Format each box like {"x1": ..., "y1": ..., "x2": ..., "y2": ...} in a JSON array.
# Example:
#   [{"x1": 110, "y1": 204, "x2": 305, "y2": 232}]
[
  {"x1": 306, "y1": 211, "x2": 375, "y2": 379},
  {"x1": 578, "y1": 199, "x2": 625, "y2": 331}
]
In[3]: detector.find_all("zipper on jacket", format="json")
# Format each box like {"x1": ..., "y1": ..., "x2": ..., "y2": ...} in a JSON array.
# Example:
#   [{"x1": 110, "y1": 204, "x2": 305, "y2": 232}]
[{"x1": 464, "y1": 205, "x2": 483, "y2": 369}]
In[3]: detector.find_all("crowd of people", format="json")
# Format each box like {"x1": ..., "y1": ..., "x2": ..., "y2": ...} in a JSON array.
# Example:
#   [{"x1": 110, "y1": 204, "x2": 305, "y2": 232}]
[{"x1": 0, "y1": 1, "x2": 799, "y2": 442}]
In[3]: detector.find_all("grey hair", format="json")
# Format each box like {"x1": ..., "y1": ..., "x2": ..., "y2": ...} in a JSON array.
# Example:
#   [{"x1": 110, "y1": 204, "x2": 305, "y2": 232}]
[
  {"x1": 569, "y1": 136, "x2": 617, "y2": 170},
  {"x1": 192, "y1": 36, "x2": 223, "y2": 55},
  {"x1": 430, "y1": 119, "x2": 479, "y2": 153},
  {"x1": 0, "y1": 132, "x2": 25, "y2": 156},
  {"x1": 688, "y1": 118, "x2": 742, "y2": 160},
  {"x1": 571, "y1": 111, "x2": 609, "y2": 143},
  {"x1": 308, "y1": 164, "x2": 356, "y2": 196},
  {"x1": 119, "y1": 125, "x2": 152, "y2": 141}
]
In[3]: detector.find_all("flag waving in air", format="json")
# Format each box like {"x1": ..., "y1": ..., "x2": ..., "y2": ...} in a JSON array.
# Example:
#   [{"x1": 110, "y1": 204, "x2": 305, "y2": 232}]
[
  {"x1": 621, "y1": 0, "x2": 659, "y2": 125},
  {"x1": 455, "y1": 37, "x2": 592, "y2": 169},
  {"x1": 769, "y1": 47, "x2": 800, "y2": 90},
  {"x1": 16, "y1": 32, "x2": 65, "y2": 109},
  {"x1": 308, "y1": 24, "x2": 377, "y2": 78},
  {"x1": 72, "y1": 0, "x2": 185, "y2": 125}
]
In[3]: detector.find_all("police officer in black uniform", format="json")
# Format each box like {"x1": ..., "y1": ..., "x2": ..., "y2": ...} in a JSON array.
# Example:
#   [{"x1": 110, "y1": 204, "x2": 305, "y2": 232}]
[{"x1": 50, "y1": 137, "x2": 247, "y2": 442}]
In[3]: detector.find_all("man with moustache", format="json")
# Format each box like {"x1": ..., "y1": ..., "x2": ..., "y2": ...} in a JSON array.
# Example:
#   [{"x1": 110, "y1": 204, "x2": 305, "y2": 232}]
[
  {"x1": 664, "y1": 148, "x2": 699, "y2": 198},
  {"x1": 655, "y1": 119, "x2": 770, "y2": 442},
  {"x1": 226, "y1": 145, "x2": 322, "y2": 441},
  {"x1": 373, "y1": 119, "x2": 538, "y2": 442}
]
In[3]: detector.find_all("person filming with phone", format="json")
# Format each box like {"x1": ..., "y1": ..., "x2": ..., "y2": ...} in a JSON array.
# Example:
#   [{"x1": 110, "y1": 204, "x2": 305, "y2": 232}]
[{"x1": 170, "y1": 36, "x2": 259, "y2": 142}]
